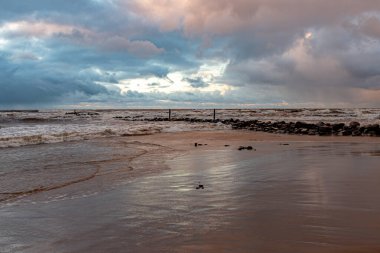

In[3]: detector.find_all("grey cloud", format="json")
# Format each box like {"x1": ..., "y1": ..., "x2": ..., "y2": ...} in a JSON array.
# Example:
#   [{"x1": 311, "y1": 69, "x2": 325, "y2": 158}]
[
  {"x1": 147, "y1": 83, "x2": 171, "y2": 88},
  {"x1": 10, "y1": 52, "x2": 40, "y2": 61},
  {"x1": 147, "y1": 83, "x2": 160, "y2": 87},
  {"x1": 342, "y1": 53, "x2": 380, "y2": 82},
  {"x1": 354, "y1": 16, "x2": 380, "y2": 39},
  {"x1": 138, "y1": 65, "x2": 170, "y2": 78},
  {"x1": 100, "y1": 36, "x2": 164, "y2": 57},
  {"x1": 0, "y1": 56, "x2": 113, "y2": 106},
  {"x1": 183, "y1": 77, "x2": 209, "y2": 88}
]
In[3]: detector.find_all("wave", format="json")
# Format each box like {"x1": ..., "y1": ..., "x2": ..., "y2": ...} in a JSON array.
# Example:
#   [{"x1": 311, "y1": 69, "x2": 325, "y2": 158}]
[
  {"x1": 1, "y1": 108, "x2": 379, "y2": 148},
  {"x1": 0, "y1": 121, "x2": 229, "y2": 148},
  {"x1": 0, "y1": 129, "x2": 154, "y2": 148}
]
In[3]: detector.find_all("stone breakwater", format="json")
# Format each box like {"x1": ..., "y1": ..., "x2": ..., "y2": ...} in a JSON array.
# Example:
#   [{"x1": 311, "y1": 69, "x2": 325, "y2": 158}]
[
  {"x1": 229, "y1": 120, "x2": 380, "y2": 137},
  {"x1": 115, "y1": 116, "x2": 380, "y2": 137}
]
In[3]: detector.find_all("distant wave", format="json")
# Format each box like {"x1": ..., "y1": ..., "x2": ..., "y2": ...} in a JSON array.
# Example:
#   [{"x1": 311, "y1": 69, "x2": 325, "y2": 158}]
[
  {"x1": 1, "y1": 108, "x2": 379, "y2": 148},
  {"x1": 0, "y1": 120, "x2": 228, "y2": 148}
]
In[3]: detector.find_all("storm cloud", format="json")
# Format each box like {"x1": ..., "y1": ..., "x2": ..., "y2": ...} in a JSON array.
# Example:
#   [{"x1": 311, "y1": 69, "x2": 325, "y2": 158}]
[{"x1": 1, "y1": 0, "x2": 380, "y2": 108}]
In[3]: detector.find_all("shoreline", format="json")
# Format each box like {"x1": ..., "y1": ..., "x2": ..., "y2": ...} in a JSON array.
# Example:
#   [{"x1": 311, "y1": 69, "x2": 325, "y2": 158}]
[
  {"x1": 2, "y1": 129, "x2": 380, "y2": 203},
  {"x1": 0, "y1": 138, "x2": 180, "y2": 204},
  {"x1": 127, "y1": 130, "x2": 380, "y2": 147}
]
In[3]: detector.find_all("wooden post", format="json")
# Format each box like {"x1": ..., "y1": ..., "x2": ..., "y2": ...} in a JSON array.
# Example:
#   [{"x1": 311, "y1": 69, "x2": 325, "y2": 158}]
[
  {"x1": 213, "y1": 109, "x2": 216, "y2": 121},
  {"x1": 169, "y1": 109, "x2": 171, "y2": 121}
]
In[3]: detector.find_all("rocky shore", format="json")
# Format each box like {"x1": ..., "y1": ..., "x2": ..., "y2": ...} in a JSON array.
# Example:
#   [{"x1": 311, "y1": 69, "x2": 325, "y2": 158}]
[
  {"x1": 229, "y1": 120, "x2": 380, "y2": 137},
  {"x1": 114, "y1": 116, "x2": 380, "y2": 137}
]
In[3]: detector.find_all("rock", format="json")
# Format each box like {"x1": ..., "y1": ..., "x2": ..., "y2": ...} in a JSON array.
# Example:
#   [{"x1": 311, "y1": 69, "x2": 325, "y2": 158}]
[
  {"x1": 140, "y1": 117, "x2": 379, "y2": 138},
  {"x1": 342, "y1": 130, "x2": 352, "y2": 136},
  {"x1": 224, "y1": 145, "x2": 230, "y2": 147},
  {"x1": 332, "y1": 123, "x2": 345, "y2": 132},
  {"x1": 196, "y1": 184, "x2": 204, "y2": 189},
  {"x1": 318, "y1": 126, "x2": 332, "y2": 136},
  {"x1": 349, "y1": 121, "x2": 360, "y2": 129},
  {"x1": 194, "y1": 143, "x2": 198, "y2": 147},
  {"x1": 239, "y1": 146, "x2": 255, "y2": 151},
  {"x1": 368, "y1": 131, "x2": 377, "y2": 136},
  {"x1": 366, "y1": 124, "x2": 379, "y2": 132},
  {"x1": 295, "y1": 121, "x2": 312, "y2": 129},
  {"x1": 364, "y1": 125, "x2": 380, "y2": 136}
]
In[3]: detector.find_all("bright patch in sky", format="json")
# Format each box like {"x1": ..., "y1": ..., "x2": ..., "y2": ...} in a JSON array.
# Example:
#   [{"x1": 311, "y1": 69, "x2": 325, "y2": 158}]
[
  {"x1": 117, "y1": 60, "x2": 232, "y2": 95},
  {"x1": 304, "y1": 32, "x2": 313, "y2": 40},
  {"x1": 0, "y1": 38, "x2": 8, "y2": 49}
]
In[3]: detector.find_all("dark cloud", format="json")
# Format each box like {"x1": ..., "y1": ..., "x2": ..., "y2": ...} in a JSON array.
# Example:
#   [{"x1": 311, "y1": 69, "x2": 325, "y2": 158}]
[
  {"x1": 0, "y1": 55, "x2": 112, "y2": 105},
  {"x1": 138, "y1": 65, "x2": 169, "y2": 78},
  {"x1": 183, "y1": 77, "x2": 209, "y2": 88}
]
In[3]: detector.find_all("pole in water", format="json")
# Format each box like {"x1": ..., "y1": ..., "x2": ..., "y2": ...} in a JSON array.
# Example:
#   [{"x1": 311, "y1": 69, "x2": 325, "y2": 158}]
[
  {"x1": 169, "y1": 109, "x2": 171, "y2": 121},
  {"x1": 213, "y1": 109, "x2": 216, "y2": 121}
]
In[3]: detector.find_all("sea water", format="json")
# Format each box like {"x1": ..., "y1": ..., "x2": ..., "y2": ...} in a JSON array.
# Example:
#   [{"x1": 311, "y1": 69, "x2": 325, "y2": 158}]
[{"x1": 1, "y1": 108, "x2": 380, "y2": 148}]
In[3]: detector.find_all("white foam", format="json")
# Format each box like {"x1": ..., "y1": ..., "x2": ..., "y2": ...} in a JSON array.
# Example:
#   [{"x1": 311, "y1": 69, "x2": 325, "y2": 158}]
[{"x1": 1, "y1": 109, "x2": 379, "y2": 148}]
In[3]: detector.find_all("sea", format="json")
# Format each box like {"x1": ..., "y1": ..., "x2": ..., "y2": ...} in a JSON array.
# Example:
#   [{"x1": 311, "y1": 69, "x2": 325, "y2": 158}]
[{"x1": 1, "y1": 108, "x2": 380, "y2": 148}]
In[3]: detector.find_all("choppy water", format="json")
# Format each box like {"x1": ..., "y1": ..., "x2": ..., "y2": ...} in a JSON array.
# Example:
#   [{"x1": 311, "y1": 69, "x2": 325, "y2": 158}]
[
  {"x1": 1, "y1": 108, "x2": 379, "y2": 148},
  {"x1": 1, "y1": 141, "x2": 380, "y2": 252}
]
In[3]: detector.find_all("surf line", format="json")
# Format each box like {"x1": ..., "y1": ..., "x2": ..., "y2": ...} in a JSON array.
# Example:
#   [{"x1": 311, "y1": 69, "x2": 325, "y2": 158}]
[
  {"x1": 0, "y1": 153, "x2": 138, "y2": 203},
  {"x1": 0, "y1": 163, "x2": 101, "y2": 203},
  {"x1": 0, "y1": 140, "x2": 176, "y2": 203}
]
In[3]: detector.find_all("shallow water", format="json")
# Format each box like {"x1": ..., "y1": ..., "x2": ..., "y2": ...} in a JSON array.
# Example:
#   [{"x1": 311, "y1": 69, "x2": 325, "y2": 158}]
[{"x1": 1, "y1": 141, "x2": 380, "y2": 252}]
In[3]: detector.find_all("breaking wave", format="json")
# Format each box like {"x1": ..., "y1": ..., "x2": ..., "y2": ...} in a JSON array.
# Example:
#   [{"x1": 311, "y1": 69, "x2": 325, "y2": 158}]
[
  {"x1": 0, "y1": 120, "x2": 228, "y2": 148},
  {"x1": 1, "y1": 108, "x2": 379, "y2": 148}
]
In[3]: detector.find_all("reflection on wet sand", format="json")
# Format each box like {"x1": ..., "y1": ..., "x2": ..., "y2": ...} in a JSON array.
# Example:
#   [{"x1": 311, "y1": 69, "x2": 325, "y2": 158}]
[{"x1": 1, "y1": 134, "x2": 380, "y2": 252}]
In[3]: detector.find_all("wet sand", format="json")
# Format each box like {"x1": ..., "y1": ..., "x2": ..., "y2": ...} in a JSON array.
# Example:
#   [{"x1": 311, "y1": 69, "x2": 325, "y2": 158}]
[{"x1": 1, "y1": 131, "x2": 380, "y2": 252}]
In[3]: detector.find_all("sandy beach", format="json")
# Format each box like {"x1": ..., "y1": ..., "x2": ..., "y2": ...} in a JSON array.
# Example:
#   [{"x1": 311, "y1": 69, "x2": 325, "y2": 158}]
[{"x1": 1, "y1": 130, "x2": 380, "y2": 252}]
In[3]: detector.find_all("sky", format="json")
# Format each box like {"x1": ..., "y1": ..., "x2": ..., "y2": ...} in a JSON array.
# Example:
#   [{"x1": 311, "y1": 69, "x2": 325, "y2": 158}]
[{"x1": 1, "y1": 0, "x2": 380, "y2": 109}]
